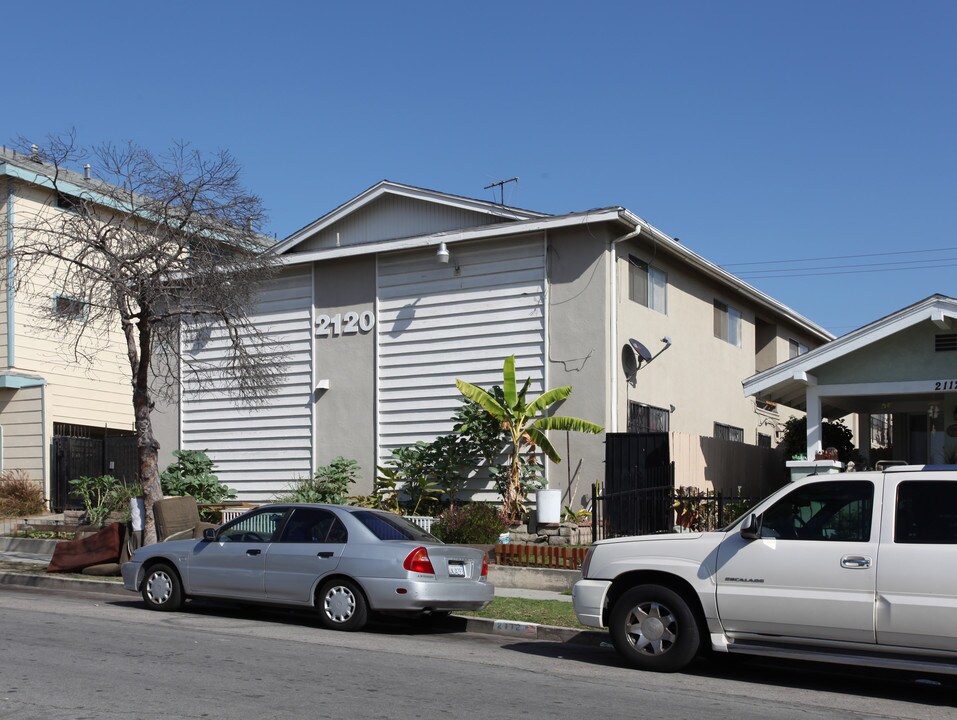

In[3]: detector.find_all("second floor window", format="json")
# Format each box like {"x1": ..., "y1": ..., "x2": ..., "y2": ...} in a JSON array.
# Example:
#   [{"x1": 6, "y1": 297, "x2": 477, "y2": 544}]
[
  {"x1": 629, "y1": 256, "x2": 666, "y2": 313},
  {"x1": 54, "y1": 295, "x2": 87, "y2": 320},
  {"x1": 789, "y1": 338, "x2": 809, "y2": 358},
  {"x1": 714, "y1": 300, "x2": 742, "y2": 346}
]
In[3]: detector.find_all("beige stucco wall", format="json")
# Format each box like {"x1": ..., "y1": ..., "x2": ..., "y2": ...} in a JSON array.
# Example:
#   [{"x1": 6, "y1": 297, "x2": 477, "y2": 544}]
[
  {"x1": 313, "y1": 256, "x2": 377, "y2": 492},
  {"x1": 817, "y1": 322, "x2": 954, "y2": 385},
  {"x1": 615, "y1": 237, "x2": 822, "y2": 449},
  {"x1": 543, "y1": 226, "x2": 613, "y2": 504}
]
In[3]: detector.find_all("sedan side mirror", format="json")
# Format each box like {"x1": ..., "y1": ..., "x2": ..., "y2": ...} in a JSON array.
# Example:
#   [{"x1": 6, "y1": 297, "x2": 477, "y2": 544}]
[
  {"x1": 739, "y1": 513, "x2": 761, "y2": 540},
  {"x1": 202, "y1": 527, "x2": 217, "y2": 542}
]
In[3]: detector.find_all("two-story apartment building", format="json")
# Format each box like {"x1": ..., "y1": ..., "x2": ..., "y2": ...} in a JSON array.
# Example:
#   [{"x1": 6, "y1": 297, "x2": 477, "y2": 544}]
[
  {"x1": 159, "y1": 182, "x2": 832, "y2": 504},
  {"x1": 0, "y1": 148, "x2": 134, "y2": 506}
]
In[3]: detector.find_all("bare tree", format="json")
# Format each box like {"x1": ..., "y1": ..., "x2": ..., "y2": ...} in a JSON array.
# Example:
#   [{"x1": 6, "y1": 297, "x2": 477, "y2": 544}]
[{"x1": 4, "y1": 132, "x2": 282, "y2": 544}]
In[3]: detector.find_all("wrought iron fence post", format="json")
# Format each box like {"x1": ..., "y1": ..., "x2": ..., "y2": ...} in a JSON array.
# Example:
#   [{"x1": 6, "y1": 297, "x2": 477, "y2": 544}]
[
  {"x1": 717, "y1": 492, "x2": 724, "y2": 528},
  {"x1": 591, "y1": 482, "x2": 598, "y2": 542}
]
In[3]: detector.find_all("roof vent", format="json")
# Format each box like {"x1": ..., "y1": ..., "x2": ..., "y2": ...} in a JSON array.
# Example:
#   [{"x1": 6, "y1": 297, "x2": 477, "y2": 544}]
[
  {"x1": 84, "y1": 164, "x2": 91, "y2": 180},
  {"x1": 935, "y1": 334, "x2": 957, "y2": 352}
]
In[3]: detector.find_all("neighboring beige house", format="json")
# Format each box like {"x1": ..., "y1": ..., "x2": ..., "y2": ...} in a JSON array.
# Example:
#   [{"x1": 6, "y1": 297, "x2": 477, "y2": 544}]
[
  {"x1": 159, "y1": 181, "x2": 834, "y2": 503},
  {"x1": 745, "y1": 294, "x2": 957, "y2": 467},
  {"x1": 0, "y1": 148, "x2": 134, "y2": 508}
]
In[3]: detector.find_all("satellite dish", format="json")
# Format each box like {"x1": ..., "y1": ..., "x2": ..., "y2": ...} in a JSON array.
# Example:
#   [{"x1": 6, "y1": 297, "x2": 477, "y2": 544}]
[
  {"x1": 621, "y1": 344, "x2": 639, "y2": 381},
  {"x1": 629, "y1": 338, "x2": 654, "y2": 364}
]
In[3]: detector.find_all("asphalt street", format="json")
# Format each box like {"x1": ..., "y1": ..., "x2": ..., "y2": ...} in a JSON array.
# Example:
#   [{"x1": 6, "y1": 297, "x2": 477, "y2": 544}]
[{"x1": 1, "y1": 585, "x2": 953, "y2": 720}]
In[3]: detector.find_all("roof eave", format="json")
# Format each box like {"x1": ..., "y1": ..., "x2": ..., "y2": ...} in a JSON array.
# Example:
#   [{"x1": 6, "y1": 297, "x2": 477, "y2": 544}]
[
  {"x1": 278, "y1": 207, "x2": 631, "y2": 265},
  {"x1": 276, "y1": 180, "x2": 550, "y2": 255},
  {"x1": 742, "y1": 294, "x2": 957, "y2": 399}
]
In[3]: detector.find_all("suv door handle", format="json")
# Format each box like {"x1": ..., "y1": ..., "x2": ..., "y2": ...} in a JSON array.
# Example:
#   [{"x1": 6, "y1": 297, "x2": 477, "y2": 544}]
[{"x1": 841, "y1": 555, "x2": 871, "y2": 569}]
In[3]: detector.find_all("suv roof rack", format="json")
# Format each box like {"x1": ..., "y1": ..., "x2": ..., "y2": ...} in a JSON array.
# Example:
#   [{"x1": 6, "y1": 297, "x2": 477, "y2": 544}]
[{"x1": 884, "y1": 464, "x2": 957, "y2": 473}]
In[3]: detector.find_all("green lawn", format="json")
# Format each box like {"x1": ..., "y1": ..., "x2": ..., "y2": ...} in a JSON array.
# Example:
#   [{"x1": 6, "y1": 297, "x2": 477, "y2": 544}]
[{"x1": 457, "y1": 596, "x2": 592, "y2": 630}]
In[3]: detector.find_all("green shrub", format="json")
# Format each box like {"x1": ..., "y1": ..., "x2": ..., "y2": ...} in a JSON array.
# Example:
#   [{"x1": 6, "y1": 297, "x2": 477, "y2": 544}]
[
  {"x1": 431, "y1": 502, "x2": 506, "y2": 544},
  {"x1": 0, "y1": 469, "x2": 45, "y2": 517},
  {"x1": 69, "y1": 474, "x2": 130, "y2": 526},
  {"x1": 279, "y1": 457, "x2": 360, "y2": 505},
  {"x1": 161, "y1": 450, "x2": 235, "y2": 504}
]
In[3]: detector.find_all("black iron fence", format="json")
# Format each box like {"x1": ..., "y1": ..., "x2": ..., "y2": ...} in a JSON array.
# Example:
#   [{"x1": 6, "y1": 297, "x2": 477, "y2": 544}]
[
  {"x1": 592, "y1": 482, "x2": 758, "y2": 540},
  {"x1": 51, "y1": 435, "x2": 138, "y2": 512}
]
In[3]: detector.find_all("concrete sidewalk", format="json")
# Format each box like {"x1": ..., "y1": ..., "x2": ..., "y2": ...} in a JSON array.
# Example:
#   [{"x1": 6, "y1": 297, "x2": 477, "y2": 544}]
[{"x1": 0, "y1": 536, "x2": 599, "y2": 645}]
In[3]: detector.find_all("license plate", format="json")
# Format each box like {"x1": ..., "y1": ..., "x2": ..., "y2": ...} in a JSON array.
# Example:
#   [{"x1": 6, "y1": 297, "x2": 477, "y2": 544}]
[{"x1": 448, "y1": 562, "x2": 466, "y2": 577}]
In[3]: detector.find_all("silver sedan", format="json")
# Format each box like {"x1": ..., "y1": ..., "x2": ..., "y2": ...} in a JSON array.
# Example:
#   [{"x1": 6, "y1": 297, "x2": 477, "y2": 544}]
[{"x1": 121, "y1": 503, "x2": 493, "y2": 631}]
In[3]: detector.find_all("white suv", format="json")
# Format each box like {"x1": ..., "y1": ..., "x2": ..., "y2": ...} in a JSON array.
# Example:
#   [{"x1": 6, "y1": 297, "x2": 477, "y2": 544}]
[{"x1": 573, "y1": 465, "x2": 957, "y2": 673}]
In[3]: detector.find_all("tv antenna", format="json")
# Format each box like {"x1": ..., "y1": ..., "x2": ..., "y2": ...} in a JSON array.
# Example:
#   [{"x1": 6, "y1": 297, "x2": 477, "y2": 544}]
[{"x1": 484, "y1": 176, "x2": 519, "y2": 205}]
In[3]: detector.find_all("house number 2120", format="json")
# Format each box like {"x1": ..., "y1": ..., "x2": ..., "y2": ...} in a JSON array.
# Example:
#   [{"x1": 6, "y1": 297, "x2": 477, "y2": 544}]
[{"x1": 316, "y1": 311, "x2": 376, "y2": 337}]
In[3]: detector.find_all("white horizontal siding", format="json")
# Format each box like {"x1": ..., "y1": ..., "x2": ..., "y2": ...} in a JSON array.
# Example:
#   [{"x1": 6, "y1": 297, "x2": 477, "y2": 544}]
[
  {"x1": 181, "y1": 266, "x2": 313, "y2": 501},
  {"x1": 376, "y1": 236, "x2": 545, "y2": 464}
]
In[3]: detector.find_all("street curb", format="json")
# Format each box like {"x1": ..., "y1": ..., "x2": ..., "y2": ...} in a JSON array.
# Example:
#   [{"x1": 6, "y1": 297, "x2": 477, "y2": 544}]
[
  {"x1": 453, "y1": 615, "x2": 608, "y2": 646},
  {"x1": 0, "y1": 571, "x2": 127, "y2": 597},
  {"x1": 0, "y1": 570, "x2": 608, "y2": 645}
]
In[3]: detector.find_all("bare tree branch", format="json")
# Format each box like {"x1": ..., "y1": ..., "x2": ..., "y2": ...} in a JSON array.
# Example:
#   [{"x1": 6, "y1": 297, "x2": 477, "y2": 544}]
[{"x1": 3, "y1": 133, "x2": 282, "y2": 544}]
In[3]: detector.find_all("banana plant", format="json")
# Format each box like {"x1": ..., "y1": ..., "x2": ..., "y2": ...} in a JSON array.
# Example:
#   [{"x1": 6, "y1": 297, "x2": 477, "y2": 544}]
[{"x1": 456, "y1": 355, "x2": 604, "y2": 522}]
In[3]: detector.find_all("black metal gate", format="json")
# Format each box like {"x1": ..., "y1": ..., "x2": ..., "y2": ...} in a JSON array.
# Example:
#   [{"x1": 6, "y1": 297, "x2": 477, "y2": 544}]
[
  {"x1": 51, "y1": 434, "x2": 138, "y2": 512},
  {"x1": 595, "y1": 432, "x2": 675, "y2": 538}
]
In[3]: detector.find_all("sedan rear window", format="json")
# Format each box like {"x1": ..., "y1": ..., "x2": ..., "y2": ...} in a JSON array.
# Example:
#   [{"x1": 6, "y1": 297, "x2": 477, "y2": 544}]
[{"x1": 353, "y1": 511, "x2": 437, "y2": 542}]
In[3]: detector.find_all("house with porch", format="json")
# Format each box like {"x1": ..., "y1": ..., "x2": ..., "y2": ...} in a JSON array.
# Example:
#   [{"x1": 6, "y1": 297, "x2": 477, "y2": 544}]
[{"x1": 743, "y1": 294, "x2": 957, "y2": 468}]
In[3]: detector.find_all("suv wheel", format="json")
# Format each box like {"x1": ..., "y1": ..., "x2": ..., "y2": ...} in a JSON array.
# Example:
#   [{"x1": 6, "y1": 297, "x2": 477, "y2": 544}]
[{"x1": 609, "y1": 584, "x2": 700, "y2": 672}]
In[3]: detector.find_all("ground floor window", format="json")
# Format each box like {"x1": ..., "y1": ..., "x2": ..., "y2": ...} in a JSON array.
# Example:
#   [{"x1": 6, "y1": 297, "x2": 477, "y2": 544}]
[
  {"x1": 714, "y1": 422, "x2": 744, "y2": 443},
  {"x1": 628, "y1": 402, "x2": 670, "y2": 433}
]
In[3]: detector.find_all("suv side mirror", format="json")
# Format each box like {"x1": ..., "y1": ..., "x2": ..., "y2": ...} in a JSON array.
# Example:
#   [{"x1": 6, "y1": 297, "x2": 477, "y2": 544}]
[
  {"x1": 202, "y1": 527, "x2": 217, "y2": 542},
  {"x1": 740, "y1": 513, "x2": 761, "y2": 540}
]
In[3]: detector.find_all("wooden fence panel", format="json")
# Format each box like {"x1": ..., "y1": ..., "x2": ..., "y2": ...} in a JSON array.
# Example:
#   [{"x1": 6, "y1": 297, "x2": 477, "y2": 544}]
[
  {"x1": 494, "y1": 543, "x2": 587, "y2": 570},
  {"x1": 669, "y1": 431, "x2": 786, "y2": 497}
]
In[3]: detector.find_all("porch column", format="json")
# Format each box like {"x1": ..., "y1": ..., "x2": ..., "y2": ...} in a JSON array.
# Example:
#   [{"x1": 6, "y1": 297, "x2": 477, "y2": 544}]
[
  {"x1": 806, "y1": 388, "x2": 823, "y2": 458},
  {"x1": 859, "y1": 413, "x2": 872, "y2": 467}
]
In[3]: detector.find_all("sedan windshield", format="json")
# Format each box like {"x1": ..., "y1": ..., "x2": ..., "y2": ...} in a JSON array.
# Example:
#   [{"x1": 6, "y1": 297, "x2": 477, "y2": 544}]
[{"x1": 353, "y1": 511, "x2": 438, "y2": 542}]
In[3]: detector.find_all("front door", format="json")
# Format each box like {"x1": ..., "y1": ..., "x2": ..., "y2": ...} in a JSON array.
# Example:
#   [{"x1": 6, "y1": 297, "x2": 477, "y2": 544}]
[{"x1": 716, "y1": 479, "x2": 879, "y2": 644}]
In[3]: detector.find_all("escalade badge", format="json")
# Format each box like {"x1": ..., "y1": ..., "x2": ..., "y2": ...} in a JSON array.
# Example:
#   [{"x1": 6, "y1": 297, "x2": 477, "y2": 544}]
[{"x1": 723, "y1": 577, "x2": 765, "y2": 583}]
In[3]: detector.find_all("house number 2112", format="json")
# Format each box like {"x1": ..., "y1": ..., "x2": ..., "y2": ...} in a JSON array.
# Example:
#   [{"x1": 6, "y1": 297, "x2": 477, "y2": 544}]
[{"x1": 316, "y1": 311, "x2": 376, "y2": 337}]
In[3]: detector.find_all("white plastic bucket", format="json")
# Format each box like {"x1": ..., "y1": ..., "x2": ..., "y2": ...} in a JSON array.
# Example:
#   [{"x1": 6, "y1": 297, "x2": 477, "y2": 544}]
[{"x1": 536, "y1": 489, "x2": 561, "y2": 524}]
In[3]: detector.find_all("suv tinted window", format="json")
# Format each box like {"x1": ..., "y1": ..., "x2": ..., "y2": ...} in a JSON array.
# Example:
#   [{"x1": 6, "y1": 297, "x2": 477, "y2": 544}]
[
  {"x1": 760, "y1": 480, "x2": 873, "y2": 541},
  {"x1": 896, "y1": 481, "x2": 957, "y2": 544}
]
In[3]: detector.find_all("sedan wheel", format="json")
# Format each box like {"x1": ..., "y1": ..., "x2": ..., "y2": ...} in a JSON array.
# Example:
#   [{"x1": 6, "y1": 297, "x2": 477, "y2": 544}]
[
  {"x1": 609, "y1": 584, "x2": 700, "y2": 672},
  {"x1": 317, "y1": 578, "x2": 368, "y2": 631},
  {"x1": 141, "y1": 563, "x2": 184, "y2": 612}
]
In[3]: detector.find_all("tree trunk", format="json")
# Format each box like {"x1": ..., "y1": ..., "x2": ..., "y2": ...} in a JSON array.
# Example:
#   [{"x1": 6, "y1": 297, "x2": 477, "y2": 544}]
[{"x1": 135, "y1": 384, "x2": 162, "y2": 545}]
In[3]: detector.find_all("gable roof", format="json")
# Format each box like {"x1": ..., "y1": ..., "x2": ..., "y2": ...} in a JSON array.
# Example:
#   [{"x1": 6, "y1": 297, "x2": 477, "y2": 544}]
[
  {"x1": 275, "y1": 180, "x2": 549, "y2": 254},
  {"x1": 743, "y1": 294, "x2": 957, "y2": 407},
  {"x1": 277, "y1": 188, "x2": 833, "y2": 344}
]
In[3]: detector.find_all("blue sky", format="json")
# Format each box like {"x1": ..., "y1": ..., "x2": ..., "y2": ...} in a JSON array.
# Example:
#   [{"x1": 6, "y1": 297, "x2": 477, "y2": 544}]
[{"x1": 4, "y1": 1, "x2": 954, "y2": 335}]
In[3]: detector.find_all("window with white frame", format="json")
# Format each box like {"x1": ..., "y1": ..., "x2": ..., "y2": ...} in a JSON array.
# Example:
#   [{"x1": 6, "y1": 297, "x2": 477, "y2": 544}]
[
  {"x1": 713, "y1": 300, "x2": 742, "y2": 346},
  {"x1": 629, "y1": 256, "x2": 667, "y2": 313},
  {"x1": 714, "y1": 422, "x2": 744, "y2": 443},
  {"x1": 789, "y1": 338, "x2": 809, "y2": 358}
]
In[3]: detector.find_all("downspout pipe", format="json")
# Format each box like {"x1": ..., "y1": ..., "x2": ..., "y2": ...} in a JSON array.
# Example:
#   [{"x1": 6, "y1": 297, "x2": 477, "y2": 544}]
[
  {"x1": 5, "y1": 177, "x2": 14, "y2": 366},
  {"x1": 608, "y1": 221, "x2": 642, "y2": 433}
]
